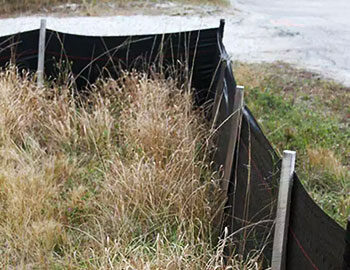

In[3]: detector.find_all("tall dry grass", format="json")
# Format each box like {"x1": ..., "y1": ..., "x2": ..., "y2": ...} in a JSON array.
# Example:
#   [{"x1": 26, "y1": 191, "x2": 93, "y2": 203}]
[{"x1": 0, "y1": 67, "x2": 260, "y2": 269}]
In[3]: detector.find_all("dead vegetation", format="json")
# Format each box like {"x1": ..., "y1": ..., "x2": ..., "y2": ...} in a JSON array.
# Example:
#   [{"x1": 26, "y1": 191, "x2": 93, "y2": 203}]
[
  {"x1": 0, "y1": 0, "x2": 229, "y2": 17},
  {"x1": 0, "y1": 67, "x2": 260, "y2": 268}
]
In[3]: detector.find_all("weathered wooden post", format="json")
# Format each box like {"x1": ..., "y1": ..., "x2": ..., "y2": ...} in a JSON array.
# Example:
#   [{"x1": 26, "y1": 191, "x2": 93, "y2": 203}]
[
  {"x1": 37, "y1": 18, "x2": 46, "y2": 87},
  {"x1": 271, "y1": 150, "x2": 296, "y2": 270},
  {"x1": 212, "y1": 84, "x2": 244, "y2": 231}
]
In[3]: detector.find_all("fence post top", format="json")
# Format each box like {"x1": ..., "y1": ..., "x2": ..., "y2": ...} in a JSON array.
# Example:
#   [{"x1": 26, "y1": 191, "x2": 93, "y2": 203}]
[
  {"x1": 219, "y1": 19, "x2": 225, "y2": 39},
  {"x1": 283, "y1": 150, "x2": 296, "y2": 156},
  {"x1": 236, "y1": 85, "x2": 244, "y2": 91}
]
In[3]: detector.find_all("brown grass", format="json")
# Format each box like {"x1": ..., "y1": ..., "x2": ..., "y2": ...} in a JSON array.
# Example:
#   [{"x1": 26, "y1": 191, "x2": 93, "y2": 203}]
[
  {"x1": 307, "y1": 147, "x2": 346, "y2": 179},
  {"x1": 0, "y1": 0, "x2": 70, "y2": 14},
  {"x1": 0, "y1": 0, "x2": 229, "y2": 16},
  {"x1": 0, "y1": 67, "x2": 260, "y2": 268}
]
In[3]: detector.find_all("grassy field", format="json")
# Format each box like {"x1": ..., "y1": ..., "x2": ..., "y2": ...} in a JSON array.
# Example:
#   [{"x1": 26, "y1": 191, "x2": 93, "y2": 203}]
[
  {"x1": 0, "y1": 67, "x2": 261, "y2": 268},
  {"x1": 234, "y1": 61, "x2": 350, "y2": 227}
]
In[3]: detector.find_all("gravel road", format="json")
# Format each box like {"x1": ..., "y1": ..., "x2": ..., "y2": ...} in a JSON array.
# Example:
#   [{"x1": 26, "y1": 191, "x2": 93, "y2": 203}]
[{"x1": 0, "y1": 0, "x2": 349, "y2": 85}]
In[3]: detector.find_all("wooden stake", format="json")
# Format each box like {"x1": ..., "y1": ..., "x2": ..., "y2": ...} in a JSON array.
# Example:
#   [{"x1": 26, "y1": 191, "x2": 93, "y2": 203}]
[
  {"x1": 271, "y1": 150, "x2": 296, "y2": 270},
  {"x1": 212, "y1": 84, "x2": 244, "y2": 230},
  {"x1": 37, "y1": 19, "x2": 46, "y2": 87},
  {"x1": 223, "y1": 85, "x2": 244, "y2": 188},
  {"x1": 219, "y1": 19, "x2": 225, "y2": 38}
]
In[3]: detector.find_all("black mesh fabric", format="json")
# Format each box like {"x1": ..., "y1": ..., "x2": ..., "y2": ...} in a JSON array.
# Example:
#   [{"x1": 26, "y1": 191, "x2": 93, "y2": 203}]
[{"x1": 0, "y1": 30, "x2": 39, "y2": 71}]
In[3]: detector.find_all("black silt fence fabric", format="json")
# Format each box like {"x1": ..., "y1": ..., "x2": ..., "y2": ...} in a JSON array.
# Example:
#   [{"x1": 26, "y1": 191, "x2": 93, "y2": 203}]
[
  {"x1": 287, "y1": 174, "x2": 346, "y2": 270},
  {"x1": 0, "y1": 30, "x2": 39, "y2": 72},
  {"x1": 43, "y1": 28, "x2": 222, "y2": 107},
  {"x1": 223, "y1": 107, "x2": 280, "y2": 263},
  {"x1": 223, "y1": 105, "x2": 347, "y2": 268},
  {"x1": 0, "y1": 28, "x2": 222, "y2": 107},
  {"x1": 225, "y1": 105, "x2": 347, "y2": 268},
  {"x1": 211, "y1": 42, "x2": 238, "y2": 178},
  {"x1": 344, "y1": 219, "x2": 350, "y2": 270}
]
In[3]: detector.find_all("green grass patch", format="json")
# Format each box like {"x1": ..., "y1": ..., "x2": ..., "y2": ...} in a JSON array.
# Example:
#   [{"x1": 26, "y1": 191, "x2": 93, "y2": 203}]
[{"x1": 234, "y1": 61, "x2": 350, "y2": 226}]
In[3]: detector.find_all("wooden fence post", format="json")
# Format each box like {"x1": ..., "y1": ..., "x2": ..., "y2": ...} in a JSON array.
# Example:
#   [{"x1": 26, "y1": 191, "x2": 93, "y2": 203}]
[
  {"x1": 343, "y1": 216, "x2": 350, "y2": 270},
  {"x1": 219, "y1": 19, "x2": 225, "y2": 39},
  {"x1": 212, "y1": 85, "x2": 244, "y2": 231},
  {"x1": 271, "y1": 150, "x2": 296, "y2": 270},
  {"x1": 221, "y1": 85, "x2": 244, "y2": 206},
  {"x1": 37, "y1": 19, "x2": 46, "y2": 87}
]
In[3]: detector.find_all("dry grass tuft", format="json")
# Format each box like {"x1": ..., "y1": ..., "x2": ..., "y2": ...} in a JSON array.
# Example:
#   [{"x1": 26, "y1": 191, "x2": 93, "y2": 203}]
[
  {"x1": 0, "y1": 67, "x2": 259, "y2": 268},
  {"x1": 307, "y1": 147, "x2": 346, "y2": 179}
]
